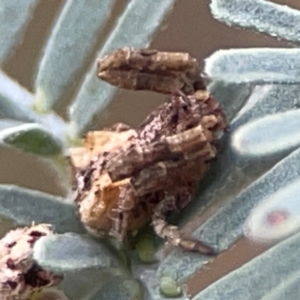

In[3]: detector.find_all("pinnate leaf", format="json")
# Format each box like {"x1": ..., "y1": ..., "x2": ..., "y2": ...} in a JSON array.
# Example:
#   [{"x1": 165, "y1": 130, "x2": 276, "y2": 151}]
[
  {"x1": 0, "y1": 123, "x2": 64, "y2": 156},
  {"x1": 0, "y1": 185, "x2": 85, "y2": 234}
]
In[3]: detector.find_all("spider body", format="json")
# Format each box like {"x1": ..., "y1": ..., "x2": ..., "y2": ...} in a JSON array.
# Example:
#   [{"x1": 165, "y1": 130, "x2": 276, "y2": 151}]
[{"x1": 71, "y1": 48, "x2": 226, "y2": 255}]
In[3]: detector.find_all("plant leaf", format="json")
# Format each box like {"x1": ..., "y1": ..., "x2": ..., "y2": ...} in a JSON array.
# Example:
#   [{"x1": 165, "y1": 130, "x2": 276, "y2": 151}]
[
  {"x1": 243, "y1": 177, "x2": 300, "y2": 243},
  {"x1": 157, "y1": 145, "x2": 300, "y2": 284},
  {"x1": 260, "y1": 271, "x2": 300, "y2": 300},
  {"x1": 155, "y1": 84, "x2": 300, "y2": 285},
  {"x1": 33, "y1": 234, "x2": 137, "y2": 300},
  {"x1": 0, "y1": 70, "x2": 40, "y2": 121},
  {"x1": 0, "y1": 121, "x2": 72, "y2": 194},
  {"x1": 0, "y1": 119, "x2": 25, "y2": 130},
  {"x1": 194, "y1": 231, "x2": 300, "y2": 300},
  {"x1": 89, "y1": 276, "x2": 144, "y2": 300},
  {"x1": 205, "y1": 48, "x2": 300, "y2": 84},
  {"x1": 232, "y1": 109, "x2": 300, "y2": 157},
  {"x1": 34, "y1": 0, "x2": 115, "y2": 112},
  {"x1": 229, "y1": 84, "x2": 300, "y2": 130},
  {"x1": 0, "y1": 123, "x2": 64, "y2": 156},
  {"x1": 208, "y1": 81, "x2": 254, "y2": 122},
  {"x1": 210, "y1": 0, "x2": 300, "y2": 43},
  {"x1": 0, "y1": 0, "x2": 39, "y2": 63},
  {"x1": 68, "y1": 0, "x2": 176, "y2": 137},
  {"x1": 60, "y1": 271, "x2": 122, "y2": 300},
  {"x1": 0, "y1": 70, "x2": 67, "y2": 137},
  {"x1": 33, "y1": 233, "x2": 120, "y2": 272},
  {"x1": 0, "y1": 185, "x2": 85, "y2": 234}
]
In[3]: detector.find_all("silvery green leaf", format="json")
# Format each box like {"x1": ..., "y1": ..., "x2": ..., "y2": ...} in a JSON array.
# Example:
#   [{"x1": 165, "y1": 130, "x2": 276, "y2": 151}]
[
  {"x1": 33, "y1": 233, "x2": 120, "y2": 272},
  {"x1": 0, "y1": 69, "x2": 39, "y2": 121},
  {"x1": 205, "y1": 48, "x2": 300, "y2": 85},
  {"x1": 261, "y1": 271, "x2": 300, "y2": 300},
  {"x1": 232, "y1": 109, "x2": 300, "y2": 157},
  {"x1": 0, "y1": 0, "x2": 39, "y2": 63},
  {"x1": 208, "y1": 82, "x2": 254, "y2": 122},
  {"x1": 0, "y1": 119, "x2": 24, "y2": 131},
  {"x1": 69, "y1": 0, "x2": 176, "y2": 137},
  {"x1": 89, "y1": 277, "x2": 144, "y2": 300},
  {"x1": 243, "y1": 178, "x2": 300, "y2": 243},
  {"x1": 33, "y1": 234, "x2": 136, "y2": 300},
  {"x1": 229, "y1": 85, "x2": 300, "y2": 129},
  {"x1": 133, "y1": 266, "x2": 165, "y2": 300},
  {"x1": 61, "y1": 271, "x2": 123, "y2": 300},
  {"x1": 34, "y1": 0, "x2": 114, "y2": 112},
  {"x1": 194, "y1": 231, "x2": 300, "y2": 300},
  {"x1": 0, "y1": 185, "x2": 85, "y2": 234},
  {"x1": 157, "y1": 146, "x2": 300, "y2": 284},
  {"x1": 0, "y1": 123, "x2": 64, "y2": 156},
  {"x1": 0, "y1": 70, "x2": 67, "y2": 137},
  {"x1": 156, "y1": 84, "x2": 300, "y2": 286},
  {"x1": 210, "y1": 0, "x2": 300, "y2": 43}
]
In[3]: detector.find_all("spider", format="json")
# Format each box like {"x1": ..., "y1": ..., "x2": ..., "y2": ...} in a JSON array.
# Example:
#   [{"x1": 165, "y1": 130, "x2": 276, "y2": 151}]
[{"x1": 70, "y1": 48, "x2": 227, "y2": 255}]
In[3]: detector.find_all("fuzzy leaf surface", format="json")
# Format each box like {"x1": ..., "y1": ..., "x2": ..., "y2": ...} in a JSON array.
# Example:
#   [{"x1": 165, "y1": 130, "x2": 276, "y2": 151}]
[
  {"x1": 194, "y1": 232, "x2": 300, "y2": 300},
  {"x1": 69, "y1": 0, "x2": 176, "y2": 136},
  {"x1": 33, "y1": 233, "x2": 120, "y2": 272},
  {"x1": 156, "y1": 84, "x2": 300, "y2": 285},
  {"x1": 0, "y1": 0, "x2": 39, "y2": 63},
  {"x1": 205, "y1": 48, "x2": 300, "y2": 85},
  {"x1": 0, "y1": 123, "x2": 64, "y2": 156},
  {"x1": 232, "y1": 109, "x2": 300, "y2": 157},
  {"x1": 260, "y1": 271, "x2": 300, "y2": 300},
  {"x1": 0, "y1": 185, "x2": 85, "y2": 234},
  {"x1": 89, "y1": 277, "x2": 144, "y2": 300},
  {"x1": 35, "y1": 0, "x2": 114, "y2": 112},
  {"x1": 210, "y1": 0, "x2": 300, "y2": 43},
  {"x1": 0, "y1": 70, "x2": 67, "y2": 136}
]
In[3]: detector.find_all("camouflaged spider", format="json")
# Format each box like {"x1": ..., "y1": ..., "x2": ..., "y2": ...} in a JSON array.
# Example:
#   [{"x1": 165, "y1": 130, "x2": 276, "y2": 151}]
[{"x1": 70, "y1": 48, "x2": 227, "y2": 255}]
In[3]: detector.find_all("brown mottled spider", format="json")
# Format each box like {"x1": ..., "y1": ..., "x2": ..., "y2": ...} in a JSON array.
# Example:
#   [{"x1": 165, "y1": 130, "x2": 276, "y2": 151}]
[{"x1": 70, "y1": 48, "x2": 227, "y2": 255}]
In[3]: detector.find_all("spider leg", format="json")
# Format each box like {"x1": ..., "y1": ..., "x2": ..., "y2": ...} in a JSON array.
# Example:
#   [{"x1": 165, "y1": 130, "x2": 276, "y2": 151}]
[
  {"x1": 131, "y1": 148, "x2": 214, "y2": 197},
  {"x1": 109, "y1": 207, "x2": 130, "y2": 243},
  {"x1": 108, "y1": 208, "x2": 122, "y2": 239},
  {"x1": 152, "y1": 191, "x2": 216, "y2": 255},
  {"x1": 106, "y1": 141, "x2": 170, "y2": 182},
  {"x1": 165, "y1": 123, "x2": 213, "y2": 154},
  {"x1": 107, "y1": 124, "x2": 215, "y2": 182},
  {"x1": 118, "y1": 185, "x2": 136, "y2": 211},
  {"x1": 109, "y1": 184, "x2": 136, "y2": 241}
]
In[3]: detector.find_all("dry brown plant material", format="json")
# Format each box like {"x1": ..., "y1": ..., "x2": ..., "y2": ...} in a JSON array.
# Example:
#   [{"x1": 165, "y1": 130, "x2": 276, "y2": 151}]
[{"x1": 0, "y1": 224, "x2": 63, "y2": 300}]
